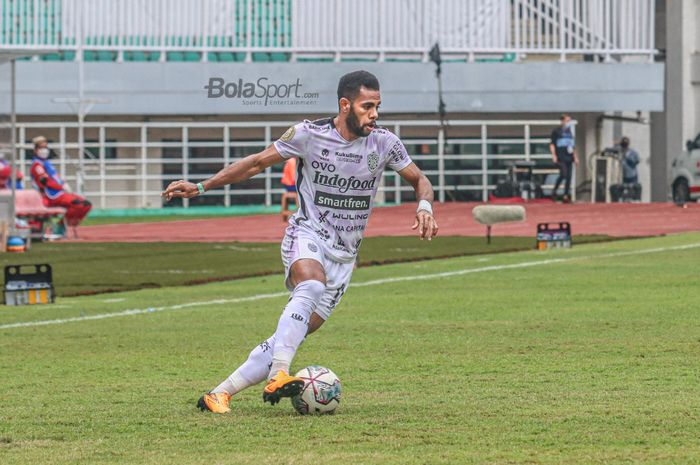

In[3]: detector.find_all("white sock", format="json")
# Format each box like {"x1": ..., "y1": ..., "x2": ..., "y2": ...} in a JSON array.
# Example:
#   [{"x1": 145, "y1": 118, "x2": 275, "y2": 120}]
[
  {"x1": 269, "y1": 279, "x2": 325, "y2": 378},
  {"x1": 211, "y1": 334, "x2": 276, "y2": 395}
]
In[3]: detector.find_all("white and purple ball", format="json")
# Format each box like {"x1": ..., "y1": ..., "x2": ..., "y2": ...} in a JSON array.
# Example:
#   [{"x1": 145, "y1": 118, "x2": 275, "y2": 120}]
[{"x1": 291, "y1": 366, "x2": 342, "y2": 415}]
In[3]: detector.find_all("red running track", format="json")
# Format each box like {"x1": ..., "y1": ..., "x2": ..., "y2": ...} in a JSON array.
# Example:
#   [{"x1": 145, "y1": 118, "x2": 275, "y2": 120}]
[{"x1": 71, "y1": 202, "x2": 700, "y2": 243}]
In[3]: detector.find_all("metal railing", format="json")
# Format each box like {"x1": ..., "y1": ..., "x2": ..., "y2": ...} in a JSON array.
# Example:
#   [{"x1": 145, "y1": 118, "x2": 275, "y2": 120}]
[
  {"x1": 7, "y1": 119, "x2": 574, "y2": 209},
  {"x1": 0, "y1": 0, "x2": 656, "y2": 62}
]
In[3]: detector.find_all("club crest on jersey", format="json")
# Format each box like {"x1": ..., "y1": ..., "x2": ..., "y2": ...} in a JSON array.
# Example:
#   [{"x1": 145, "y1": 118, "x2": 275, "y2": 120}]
[
  {"x1": 367, "y1": 151, "x2": 379, "y2": 172},
  {"x1": 280, "y1": 126, "x2": 296, "y2": 142}
]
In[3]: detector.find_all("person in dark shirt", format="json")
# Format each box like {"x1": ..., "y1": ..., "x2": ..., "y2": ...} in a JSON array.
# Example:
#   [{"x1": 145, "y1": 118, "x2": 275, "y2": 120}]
[
  {"x1": 549, "y1": 114, "x2": 579, "y2": 202},
  {"x1": 619, "y1": 136, "x2": 640, "y2": 184}
]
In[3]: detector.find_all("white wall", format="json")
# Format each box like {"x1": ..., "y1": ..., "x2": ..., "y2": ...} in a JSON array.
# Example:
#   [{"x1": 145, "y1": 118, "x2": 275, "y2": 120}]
[{"x1": 0, "y1": 61, "x2": 665, "y2": 116}]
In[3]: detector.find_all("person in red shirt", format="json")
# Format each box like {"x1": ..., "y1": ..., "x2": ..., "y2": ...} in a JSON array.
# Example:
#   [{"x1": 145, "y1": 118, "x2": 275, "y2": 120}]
[
  {"x1": 30, "y1": 136, "x2": 92, "y2": 227},
  {"x1": 0, "y1": 152, "x2": 24, "y2": 189}
]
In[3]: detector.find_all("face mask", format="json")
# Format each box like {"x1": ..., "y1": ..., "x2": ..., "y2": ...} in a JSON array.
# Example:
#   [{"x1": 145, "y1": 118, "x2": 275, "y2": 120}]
[{"x1": 37, "y1": 148, "x2": 49, "y2": 159}]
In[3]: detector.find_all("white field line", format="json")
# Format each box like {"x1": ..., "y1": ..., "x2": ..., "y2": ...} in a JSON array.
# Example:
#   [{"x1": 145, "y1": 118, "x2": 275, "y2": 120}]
[
  {"x1": 351, "y1": 242, "x2": 700, "y2": 287},
  {"x1": 1, "y1": 242, "x2": 699, "y2": 331}
]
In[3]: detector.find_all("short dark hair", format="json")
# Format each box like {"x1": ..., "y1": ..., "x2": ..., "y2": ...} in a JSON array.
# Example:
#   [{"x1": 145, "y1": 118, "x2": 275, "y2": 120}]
[
  {"x1": 337, "y1": 70, "x2": 380, "y2": 101},
  {"x1": 560, "y1": 113, "x2": 571, "y2": 120}
]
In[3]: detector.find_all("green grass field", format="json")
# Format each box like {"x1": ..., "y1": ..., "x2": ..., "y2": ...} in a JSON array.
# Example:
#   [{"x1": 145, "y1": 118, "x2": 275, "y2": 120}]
[
  {"x1": 0, "y1": 235, "x2": 611, "y2": 296},
  {"x1": 1, "y1": 233, "x2": 699, "y2": 464}
]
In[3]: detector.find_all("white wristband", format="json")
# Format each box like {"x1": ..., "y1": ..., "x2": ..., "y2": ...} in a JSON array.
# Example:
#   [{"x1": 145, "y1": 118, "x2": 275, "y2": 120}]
[{"x1": 417, "y1": 200, "x2": 433, "y2": 215}]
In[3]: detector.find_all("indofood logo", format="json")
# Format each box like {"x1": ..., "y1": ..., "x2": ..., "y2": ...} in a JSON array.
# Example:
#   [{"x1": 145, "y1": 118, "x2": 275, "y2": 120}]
[
  {"x1": 311, "y1": 161, "x2": 377, "y2": 193},
  {"x1": 204, "y1": 77, "x2": 319, "y2": 106},
  {"x1": 312, "y1": 171, "x2": 377, "y2": 193}
]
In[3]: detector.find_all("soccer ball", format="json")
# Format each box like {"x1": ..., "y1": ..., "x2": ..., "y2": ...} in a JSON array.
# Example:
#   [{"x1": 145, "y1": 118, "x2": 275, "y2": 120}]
[{"x1": 290, "y1": 365, "x2": 341, "y2": 415}]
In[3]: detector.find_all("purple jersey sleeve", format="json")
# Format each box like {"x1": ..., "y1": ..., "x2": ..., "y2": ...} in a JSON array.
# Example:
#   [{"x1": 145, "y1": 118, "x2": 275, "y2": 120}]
[
  {"x1": 384, "y1": 133, "x2": 413, "y2": 172},
  {"x1": 274, "y1": 122, "x2": 309, "y2": 159}
]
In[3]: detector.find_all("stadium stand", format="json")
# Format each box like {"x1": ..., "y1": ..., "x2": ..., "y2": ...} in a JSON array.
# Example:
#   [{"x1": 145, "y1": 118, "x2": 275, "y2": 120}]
[{"x1": 0, "y1": 0, "x2": 665, "y2": 209}]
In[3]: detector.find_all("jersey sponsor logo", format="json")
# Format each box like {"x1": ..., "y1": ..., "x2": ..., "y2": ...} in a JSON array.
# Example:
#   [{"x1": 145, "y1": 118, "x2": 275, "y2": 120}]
[
  {"x1": 307, "y1": 242, "x2": 318, "y2": 253},
  {"x1": 332, "y1": 212, "x2": 369, "y2": 220},
  {"x1": 312, "y1": 171, "x2": 377, "y2": 193},
  {"x1": 280, "y1": 126, "x2": 296, "y2": 142},
  {"x1": 335, "y1": 151, "x2": 362, "y2": 164},
  {"x1": 321, "y1": 148, "x2": 330, "y2": 159},
  {"x1": 311, "y1": 160, "x2": 336, "y2": 172},
  {"x1": 331, "y1": 223, "x2": 366, "y2": 232},
  {"x1": 306, "y1": 120, "x2": 332, "y2": 131},
  {"x1": 333, "y1": 236, "x2": 349, "y2": 253},
  {"x1": 318, "y1": 210, "x2": 330, "y2": 224},
  {"x1": 290, "y1": 313, "x2": 306, "y2": 322},
  {"x1": 314, "y1": 191, "x2": 371, "y2": 210},
  {"x1": 388, "y1": 140, "x2": 407, "y2": 164},
  {"x1": 315, "y1": 228, "x2": 330, "y2": 241},
  {"x1": 367, "y1": 151, "x2": 379, "y2": 172}
]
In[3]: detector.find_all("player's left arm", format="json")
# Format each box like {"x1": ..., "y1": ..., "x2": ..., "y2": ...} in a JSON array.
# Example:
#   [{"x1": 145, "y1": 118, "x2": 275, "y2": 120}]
[{"x1": 397, "y1": 162, "x2": 438, "y2": 241}]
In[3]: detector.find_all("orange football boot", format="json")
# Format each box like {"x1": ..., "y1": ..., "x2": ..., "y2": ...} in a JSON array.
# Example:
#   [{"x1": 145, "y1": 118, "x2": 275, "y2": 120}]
[
  {"x1": 263, "y1": 370, "x2": 305, "y2": 405},
  {"x1": 197, "y1": 392, "x2": 232, "y2": 413}
]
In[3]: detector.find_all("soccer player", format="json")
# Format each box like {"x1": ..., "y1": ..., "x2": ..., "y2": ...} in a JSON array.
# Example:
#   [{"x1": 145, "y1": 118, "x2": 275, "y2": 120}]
[{"x1": 162, "y1": 70, "x2": 438, "y2": 413}]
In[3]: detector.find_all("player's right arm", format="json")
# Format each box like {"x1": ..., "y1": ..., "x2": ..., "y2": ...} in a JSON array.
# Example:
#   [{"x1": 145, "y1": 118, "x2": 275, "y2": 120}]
[{"x1": 162, "y1": 144, "x2": 285, "y2": 200}]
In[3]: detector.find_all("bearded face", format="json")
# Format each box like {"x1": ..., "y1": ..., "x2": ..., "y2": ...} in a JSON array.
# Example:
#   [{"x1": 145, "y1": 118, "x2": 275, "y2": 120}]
[{"x1": 346, "y1": 94, "x2": 379, "y2": 138}]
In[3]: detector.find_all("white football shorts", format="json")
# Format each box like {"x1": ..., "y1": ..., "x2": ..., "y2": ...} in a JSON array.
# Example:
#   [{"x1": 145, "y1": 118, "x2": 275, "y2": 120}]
[{"x1": 281, "y1": 224, "x2": 354, "y2": 320}]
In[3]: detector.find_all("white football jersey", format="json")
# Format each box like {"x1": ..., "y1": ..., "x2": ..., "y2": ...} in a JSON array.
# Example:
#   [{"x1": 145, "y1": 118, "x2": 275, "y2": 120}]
[{"x1": 274, "y1": 117, "x2": 413, "y2": 263}]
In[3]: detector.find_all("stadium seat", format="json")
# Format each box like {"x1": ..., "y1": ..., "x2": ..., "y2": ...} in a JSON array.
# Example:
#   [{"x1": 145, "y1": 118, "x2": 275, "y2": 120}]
[
  {"x1": 13, "y1": 190, "x2": 66, "y2": 240},
  {"x1": 97, "y1": 50, "x2": 117, "y2": 61},
  {"x1": 386, "y1": 57, "x2": 421, "y2": 62},
  {"x1": 83, "y1": 50, "x2": 98, "y2": 61},
  {"x1": 217, "y1": 52, "x2": 236, "y2": 62},
  {"x1": 166, "y1": 51, "x2": 185, "y2": 61},
  {"x1": 125, "y1": 51, "x2": 148, "y2": 62},
  {"x1": 476, "y1": 53, "x2": 517, "y2": 63},
  {"x1": 296, "y1": 56, "x2": 333, "y2": 62},
  {"x1": 270, "y1": 52, "x2": 290, "y2": 62},
  {"x1": 253, "y1": 52, "x2": 271, "y2": 62},
  {"x1": 184, "y1": 51, "x2": 201, "y2": 62},
  {"x1": 341, "y1": 57, "x2": 376, "y2": 62}
]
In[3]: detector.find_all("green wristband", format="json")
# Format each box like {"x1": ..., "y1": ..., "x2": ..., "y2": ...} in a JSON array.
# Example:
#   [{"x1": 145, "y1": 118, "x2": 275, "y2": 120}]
[{"x1": 196, "y1": 182, "x2": 205, "y2": 195}]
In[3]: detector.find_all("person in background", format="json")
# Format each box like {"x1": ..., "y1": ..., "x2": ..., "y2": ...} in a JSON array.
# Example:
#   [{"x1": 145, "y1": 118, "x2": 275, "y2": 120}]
[
  {"x1": 619, "y1": 136, "x2": 640, "y2": 184},
  {"x1": 280, "y1": 157, "x2": 297, "y2": 222},
  {"x1": 549, "y1": 114, "x2": 579, "y2": 202},
  {"x1": 0, "y1": 151, "x2": 24, "y2": 189},
  {"x1": 30, "y1": 136, "x2": 92, "y2": 227}
]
